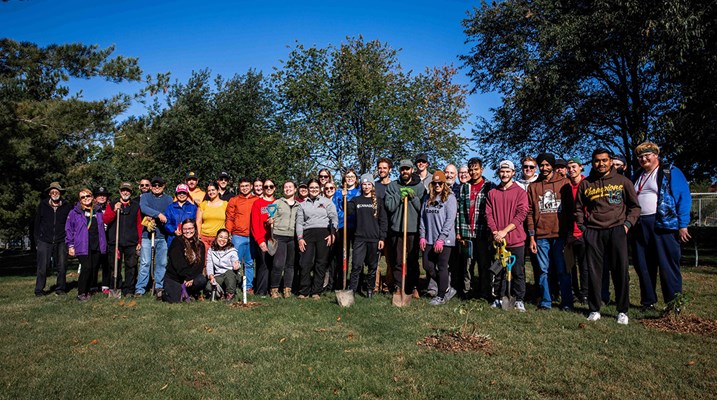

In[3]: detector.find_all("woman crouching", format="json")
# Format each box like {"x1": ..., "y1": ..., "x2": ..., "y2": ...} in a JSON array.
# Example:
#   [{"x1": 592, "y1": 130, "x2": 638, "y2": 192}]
[
  {"x1": 163, "y1": 219, "x2": 207, "y2": 303},
  {"x1": 205, "y1": 228, "x2": 240, "y2": 301}
]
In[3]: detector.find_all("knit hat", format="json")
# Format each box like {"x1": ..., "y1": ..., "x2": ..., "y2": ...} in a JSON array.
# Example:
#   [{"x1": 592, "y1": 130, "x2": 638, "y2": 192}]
[
  {"x1": 432, "y1": 171, "x2": 447, "y2": 183},
  {"x1": 554, "y1": 159, "x2": 568, "y2": 168},
  {"x1": 360, "y1": 173, "x2": 374, "y2": 185},
  {"x1": 536, "y1": 153, "x2": 556, "y2": 167}
]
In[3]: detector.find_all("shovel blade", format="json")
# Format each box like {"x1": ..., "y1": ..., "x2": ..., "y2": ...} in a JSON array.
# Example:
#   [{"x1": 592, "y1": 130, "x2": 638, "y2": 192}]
[
  {"x1": 501, "y1": 295, "x2": 515, "y2": 310},
  {"x1": 392, "y1": 292, "x2": 411, "y2": 307},
  {"x1": 335, "y1": 290, "x2": 354, "y2": 307},
  {"x1": 108, "y1": 289, "x2": 122, "y2": 299}
]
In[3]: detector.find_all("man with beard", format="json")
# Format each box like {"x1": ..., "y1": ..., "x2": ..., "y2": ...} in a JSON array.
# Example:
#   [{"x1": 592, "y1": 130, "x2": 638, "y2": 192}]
[
  {"x1": 385, "y1": 159, "x2": 426, "y2": 297},
  {"x1": 444, "y1": 164, "x2": 461, "y2": 195},
  {"x1": 103, "y1": 183, "x2": 142, "y2": 296},
  {"x1": 612, "y1": 154, "x2": 627, "y2": 175},
  {"x1": 576, "y1": 149, "x2": 640, "y2": 324},
  {"x1": 527, "y1": 153, "x2": 573, "y2": 310},
  {"x1": 136, "y1": 176, "x2": 173, "y2": 297},
  {"x1": 456, "y1": 157, "x2": 496, "y2": 299},
  {"x1": 375, "y1": 157, "x2": 392, "y2": 199},
  {"x1": 185, "y1": 171, "x2": 206, "y2": 205},
  {"x1": 211, "y1": 171, "x2": 235, "y2": 201},
  {"x1": 34, "y1": 182, "x2": 72, "y2": 296}
]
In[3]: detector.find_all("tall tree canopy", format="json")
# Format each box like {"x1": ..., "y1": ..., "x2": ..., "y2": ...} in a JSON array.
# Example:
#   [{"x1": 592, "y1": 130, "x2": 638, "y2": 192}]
[
  {"x1": 274, "y1": 36, "x2": 470, "y2": 174},
  {"x1": 0, "y1": 39, "x2": 141, "y2": 238},
  {"x1": 462, "y1": 0, "x2": 716, "y2": 177}
]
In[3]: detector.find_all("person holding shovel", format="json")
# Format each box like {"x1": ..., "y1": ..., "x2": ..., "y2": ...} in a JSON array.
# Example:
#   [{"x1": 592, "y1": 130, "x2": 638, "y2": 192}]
[
  {"x1": 163, "y1": 219, "x2": 207, "y2": 303},
  {"x1": 269, "y1": 181, "x2": 301, "y2": 299},
  {"x1": 136, "y1": 176, "x2": 173, "y2": 298},
  {"x1": 485, "y1": 161, "x2": 529, "y2": 311},
  {"x1": 347, "y1": 174, "x2": 388, "y2": 298},
  {"x1": 385, "y1": 159, "x2": 426, "y2": 298},
  {"x1": 296, "y1": 179, "x2": 338, "y2": 299},
  {"x1": 419, "y1": 171, "x2": 458, "y2": 305},
  {"x1": 328, "y1": 169, "x2": 360, "y2": 290},
  {"x1": 65, "y1": 188, "x2": 107, "y2": 301},
  {"x1": 102, "y1": 183, "x2": 142, "y2": 297}
]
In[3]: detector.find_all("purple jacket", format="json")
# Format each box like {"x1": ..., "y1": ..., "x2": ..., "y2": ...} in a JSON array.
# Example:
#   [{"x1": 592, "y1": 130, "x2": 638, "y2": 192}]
[{"x1": 65, "y1": 203, "x2": 107, "y2": 255}]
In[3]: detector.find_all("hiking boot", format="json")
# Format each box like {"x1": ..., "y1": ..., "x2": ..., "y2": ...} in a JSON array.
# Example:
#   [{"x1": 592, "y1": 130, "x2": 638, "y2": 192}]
[
  {"x1": 491, "y1": 299, "x2": 502, "y2": 308},
  {"x1": 366, "y1": 290, "x2": 373, "y2": 299},
  {"x1": 587, "y1": 312, "x2": 601, "y2": 321},
  {"x1": 298, "y1": 294, "x2": 307, "y2": 299},
  {"x1": 515, "y1": 301, "x2": 526, "y2": 312},
  {"x1": 270, "y1": 288, "x2": 280, "y2": 299},
  {"x1": 444, "y1": 287, "x2": 457, "y2": 302},
  {"x1": 283, "y1": 288, "x2": 292, "y2": 298},
  {"x1": 155, "y1": 289, "x2": 164, "y2": 300},
  {"x1": 311, "y1": 294, "x2": 321, "y2": 300},
  {"x1": 617, "y1": 313, "x2": 629, "y2": 325},
  {"x1": 641, "y1": 303, "x2": 657, "y2": 312},
  {"x1": 429, "y1": 296, "x2": 446, "y2": 306},
  {"x1": 76, "y1": 293, "x2": 90, "y2": 302},
  {"x1": 412, "y1": 289, "x2": 420, "y2": 299}
]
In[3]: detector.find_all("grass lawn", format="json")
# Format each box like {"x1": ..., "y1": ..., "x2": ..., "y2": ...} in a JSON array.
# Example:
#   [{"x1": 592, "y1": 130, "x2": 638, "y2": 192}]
[{"x1": 1, "y1": 256, "x2": 716, "y2": 399}]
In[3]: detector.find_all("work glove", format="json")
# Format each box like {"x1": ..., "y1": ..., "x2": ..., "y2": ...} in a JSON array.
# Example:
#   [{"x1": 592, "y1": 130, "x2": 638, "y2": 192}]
[{"x1": 400, "y1": 187, "x2": 415, "y2": 200}]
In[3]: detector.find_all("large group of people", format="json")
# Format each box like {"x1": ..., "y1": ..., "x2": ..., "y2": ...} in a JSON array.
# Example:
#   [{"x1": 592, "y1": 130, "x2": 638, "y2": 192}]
[{"x1": 33, "y1": 142, "x2": 693, "y2": 324}]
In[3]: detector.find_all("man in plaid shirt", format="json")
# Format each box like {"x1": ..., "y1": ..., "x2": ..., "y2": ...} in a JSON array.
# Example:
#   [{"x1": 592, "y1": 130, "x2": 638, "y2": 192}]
[{"x1": 456, "y1": 157, "x2": 496, "y2": 299}]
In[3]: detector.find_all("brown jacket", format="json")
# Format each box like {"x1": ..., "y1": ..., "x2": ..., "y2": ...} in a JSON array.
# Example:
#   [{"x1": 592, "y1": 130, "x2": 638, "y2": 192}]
[
  {"x1": 575, "y1": 167, "x2": 640, "y2": 230},
  {"x1": 527, "y1": 173, "x2": 572, "y2": 239}
]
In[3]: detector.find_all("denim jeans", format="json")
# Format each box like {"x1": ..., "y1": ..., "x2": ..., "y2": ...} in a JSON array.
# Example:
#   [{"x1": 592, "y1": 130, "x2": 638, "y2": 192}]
[
  {"x1": 536, "y1": 237, "x2": 573, "y2": 308},
  {"x1": 136, "y1": 236, "x2": 167, "y2": 294},
  {"x1": 232, "y1": 234, "x2": 254, "y2": 290}
]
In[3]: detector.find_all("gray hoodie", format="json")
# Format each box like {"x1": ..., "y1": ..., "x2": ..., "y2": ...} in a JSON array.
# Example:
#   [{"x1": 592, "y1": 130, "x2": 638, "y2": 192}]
[
  {"x1": 420, "y1": 193, "x2": 458, "y2": 246},
  {"x1": 296, "y1": 196, "x2": 338, "y2": 238},
  {"x1": 272, "y1": 197, "x2": 300, "y2": 237},
  {"x1": 206, "y1": 247, "x2": 239, "y2": 277}
]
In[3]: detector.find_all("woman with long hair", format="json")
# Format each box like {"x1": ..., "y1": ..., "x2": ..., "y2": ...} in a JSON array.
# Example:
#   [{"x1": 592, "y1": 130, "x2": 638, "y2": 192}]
[
  {"x1": 347, "y1": 174, "x2": 388, "y2": 298},
  {"x1": 419, "y1": 171, "x2": 458, "y2": 305},
  {"x1": 269, "y1": 181, "x2": 301, "y2": 298},
  {"x1": 296, "y1": 179, "x2": 338, "y2": 298},
  {"x1": 317, "y1": 168, "x2": 334, "y2": 190},
  {"x1": 328, "y1": 169, "x2": 360, "y2": 290},
  {"x1": 196, "y1": 181, "x2": 228, "y2": 258},
  {"x1": 250, "y1": 178, "x2": 277, "y2": 296},
  {"x1": 163, "y1": 219, "x2": 207, "y2": 303},
  {"x1": 205, "y1": 228, "x2": 240, "y2": 301},
  {"x1": 66, "y1": 188, "x2": 107, "y2": 301}
]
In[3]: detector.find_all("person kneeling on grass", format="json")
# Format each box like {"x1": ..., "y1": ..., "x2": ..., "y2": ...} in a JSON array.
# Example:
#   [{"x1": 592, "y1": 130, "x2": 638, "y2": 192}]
[
  {"x1": 346, "y1": 174, "x2": 388, "y2": 298},
  {"x1": 205, "y1": 229, "x2": 240, "y2": 301},
  {"x1": 485, "y1": 160, "x2": 529, "y2": 312},
  {"x1": 163, "y1": 219, "x2": 207, "y2": 303},
  {"x1": 419, "y1": 171, "x2": 458, "y2": 306}
]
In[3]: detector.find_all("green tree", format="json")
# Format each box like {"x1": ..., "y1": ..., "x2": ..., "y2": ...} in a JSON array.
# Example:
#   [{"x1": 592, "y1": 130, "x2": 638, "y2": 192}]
[
  {"x1": 0, "y1": 39, "x2": 141, "y2": 239},
  {"x1": 461, "y1": 0, "x2": 716, "y2": 177},
  {"x1": 273, "y1": 36, "x2": 469, "y2": 175}
]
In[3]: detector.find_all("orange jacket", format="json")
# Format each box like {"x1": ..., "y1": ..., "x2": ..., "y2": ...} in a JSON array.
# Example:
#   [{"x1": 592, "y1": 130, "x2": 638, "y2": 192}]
[{"x1": 225, "y1": 193, "x2": 257, "y2": 236}]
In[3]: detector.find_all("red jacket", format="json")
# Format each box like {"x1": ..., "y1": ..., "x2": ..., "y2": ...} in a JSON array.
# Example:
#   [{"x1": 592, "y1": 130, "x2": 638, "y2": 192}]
[{"x1": 251, "y1": 198, "x2": 275, "y2": 246}]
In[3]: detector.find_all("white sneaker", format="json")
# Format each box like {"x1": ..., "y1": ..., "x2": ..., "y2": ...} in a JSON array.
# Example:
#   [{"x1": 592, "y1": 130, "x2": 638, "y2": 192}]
[
  {"x1": 617, "y1": 313, "x2": 629, "y2": 325},
  {"x1": 587, "y1": 312, "x2": 601, "y2": 321},
  {"x1": 515, "y1": 301, "x2": 526, "y2": 312},
  {"x1": 491, "y1": 299, "x2": 502, "y2": 308}
]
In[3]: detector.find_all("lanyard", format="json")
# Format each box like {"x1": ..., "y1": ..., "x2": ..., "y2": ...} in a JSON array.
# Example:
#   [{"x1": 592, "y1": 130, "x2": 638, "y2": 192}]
[{"x1": 636, "y1": 168, "x2": 656, "y2": 195}]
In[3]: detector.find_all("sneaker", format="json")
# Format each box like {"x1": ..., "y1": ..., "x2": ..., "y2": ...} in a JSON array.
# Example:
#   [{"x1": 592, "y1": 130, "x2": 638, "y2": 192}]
[
  {"x1": 76, "y1": 294, "x2": 90, "y2": 302},
  {"x1": 297, "y1": 294, "x2": 307, "y2": 299},
  {"x1": 444, "y1": 287, "x2": 457, "y2": 302},
  {"x1": 641, "y1": 304, "x2": 657, "y2": 312},
  {"x1": 587, "y1": 312, "x2": 601, "y2": 321},
  {"x1": 311, "y1": 294, "x2": 320, "y2": 300},
  {"x1": 426, "y1": 290, "x2": 437, "y2": 298},
  {"x1": 429, "y1": 296, "x2": 446, "y2": 306},
  {"x1": 617, "y1": 313, "x2": 629, "y2": 325},
  {"x1": 515, "y1": 301, "x2": 526, "y2": 312},
  {"x1": 561, "y1": 306, "x2": 573, "y2": 312},
  {"x1": 491, "y1": 299, "x2": 502, "y2": 308}
]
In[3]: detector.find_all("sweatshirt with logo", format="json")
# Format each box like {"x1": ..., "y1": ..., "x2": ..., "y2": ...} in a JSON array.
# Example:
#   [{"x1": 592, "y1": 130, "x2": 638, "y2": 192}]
[{"x1": 575, "y1": 167, "x2": 641, "y2": 231}]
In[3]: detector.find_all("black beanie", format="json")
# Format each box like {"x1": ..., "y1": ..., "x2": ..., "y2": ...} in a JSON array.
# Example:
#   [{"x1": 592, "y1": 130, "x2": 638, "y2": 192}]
[{"x1": 536, "y1": 153, "x2": 556, "y2": 167}]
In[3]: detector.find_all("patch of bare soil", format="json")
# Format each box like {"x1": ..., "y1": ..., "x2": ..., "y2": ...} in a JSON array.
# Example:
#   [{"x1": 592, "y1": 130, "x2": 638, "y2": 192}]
[
  {"x1": 229, "y1": 301, "x2": 261, "y2": 309},
  {"x1": 641, "y1": 314, "x2": 717, "y2": 336},
  {"x1": 417, "y1": 331, "x2": 493, "y2": 354}
]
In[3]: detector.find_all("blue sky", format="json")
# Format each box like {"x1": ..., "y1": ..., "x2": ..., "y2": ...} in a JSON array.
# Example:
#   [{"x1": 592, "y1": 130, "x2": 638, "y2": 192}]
[{"x1": 2, "y1": 0, "x2": 502, "y2": 169}]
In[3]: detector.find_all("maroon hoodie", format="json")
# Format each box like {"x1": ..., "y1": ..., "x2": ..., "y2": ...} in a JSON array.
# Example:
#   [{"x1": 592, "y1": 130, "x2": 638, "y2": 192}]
[{"x1": 485, "y1": 182, "x2": 529, "y2": 248}]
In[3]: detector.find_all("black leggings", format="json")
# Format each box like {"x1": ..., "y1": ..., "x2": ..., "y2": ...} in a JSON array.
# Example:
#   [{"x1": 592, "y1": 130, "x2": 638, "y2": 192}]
[
  {"x1": 163, "y1": 274, "x2": 208, "y2": 303},
  {"x1": 299, "y1": 228, "x2": 332, "y2": 296},
  {"x1": 349, "y1": 239, "x2": 379, "y2": 291},
  {"x1": 271, "y1": 235, "x2": 295, "y2": 289},
  {"x1": 423, "y1": 245, "x2": 452, "y2": 297},
  {"x1": 77, "y1": 250, "x2": 101, "y2": 295}
]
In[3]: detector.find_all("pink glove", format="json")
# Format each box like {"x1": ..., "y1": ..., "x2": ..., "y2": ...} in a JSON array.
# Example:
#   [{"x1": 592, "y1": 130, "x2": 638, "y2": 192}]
[
  {"x1": 419, "y1": 238, "x2": 427, "y2": 250},
  {"x1": 434, "y1": 240, "x2": 444, "y2": 253}
]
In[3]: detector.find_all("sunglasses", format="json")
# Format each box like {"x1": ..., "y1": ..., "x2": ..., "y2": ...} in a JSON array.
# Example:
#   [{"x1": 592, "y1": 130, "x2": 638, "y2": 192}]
[
  {"x1": 324, "y1": 186, "x2": 336, "y2": 190},
  {"x1": 319, "y1": 175, "x2": 330, "y2": 178},
  {"x1": 139, "y1": 184, "x2": 150, "y2": 187},
  {"x1": 522, "y1": 165, "x2": 536, "y2": 169},
  {"x1": 151, "y1": 183, "x2": 163, "y2": 187},
  {"x1": 80, "y1": 195, "x2": 93, "y2": 199},
  {"x1": 218, "y1": 177, "x2": 228, "y2": 181},
  {"x1": 263, "y1": 185, "x2": 275, "y2": 189},
  {"x1": 431, "y1": 181, "x2": 444, "y2": 186}
]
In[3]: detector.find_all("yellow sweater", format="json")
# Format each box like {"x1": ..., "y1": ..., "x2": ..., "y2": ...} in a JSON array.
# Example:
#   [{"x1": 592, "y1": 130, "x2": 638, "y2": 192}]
[{"x1": 199, "y1": 200, "x2": 227, "y2": 237}]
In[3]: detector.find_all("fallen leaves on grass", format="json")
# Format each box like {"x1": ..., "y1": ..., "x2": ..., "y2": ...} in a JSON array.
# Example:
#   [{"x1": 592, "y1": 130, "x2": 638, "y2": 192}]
[
  {"x1": 229, "y1": 301, "x2": 261, "y2": 309},
  {"x1": 417, "y1": 332, "x2": 492, "y2": 354},
  {"x1": 89, "y1": 339, "x2": 99, "y2": 345},
  {"x1": 641, "y1": 314, "x2": 717, "y2": 336},
  {"x1": 116, "y1": 300, "x2": 136, "y2": 308}
]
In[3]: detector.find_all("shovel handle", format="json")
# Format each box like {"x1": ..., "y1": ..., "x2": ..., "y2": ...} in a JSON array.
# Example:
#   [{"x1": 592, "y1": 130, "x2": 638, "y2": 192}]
[{"x1": 401, "y1": 196, "x2": 408, "y2": 295}]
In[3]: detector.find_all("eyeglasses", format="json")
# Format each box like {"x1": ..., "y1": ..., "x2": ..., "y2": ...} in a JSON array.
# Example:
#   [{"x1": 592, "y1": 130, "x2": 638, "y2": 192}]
[
  {"x1": 522, "y1": 165, "x2": 536, "y2": 170},
  {"x1": 182, "y1": 228, "x2": 195, "y2": 232},
  {"x1": 80, "y1": 195, "x2": 93, "y2": 199},
  {"x1": 263, "y1": 185, "x2": 275, "y2": 189},
  {"x1": 324, "y1": 186, "x2": 336, "y2": 190},
  {"x1": 319, "y1": 174, "x2": 330, "y2": 178}
]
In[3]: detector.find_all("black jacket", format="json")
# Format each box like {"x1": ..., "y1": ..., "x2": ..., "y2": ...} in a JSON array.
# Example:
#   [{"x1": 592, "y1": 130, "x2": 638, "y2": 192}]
[
  {"x1": 347, "y1": 195, "x2": 388, "y2": 241},
  {"x1": 104, "y1": 199, "x2": 142, "y2": 247},
  {"x1": 34, "y1": 198, "x2": 72, "y2": 244},
  {"x1": 165, "y1": 238, "x2": 206, "y2": 282}
]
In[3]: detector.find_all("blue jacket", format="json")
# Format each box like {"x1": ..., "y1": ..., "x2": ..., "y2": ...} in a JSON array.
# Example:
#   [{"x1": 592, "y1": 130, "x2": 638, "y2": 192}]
[
  {"x1": 333, "y1": 187, "x2": 360, "y2": 230},
  {"x1": 634, "y1": 164, "x2": 691, "y2": 230},
  {"x1": 165, "y1": 201, "x2": 198, "y2": 246}
]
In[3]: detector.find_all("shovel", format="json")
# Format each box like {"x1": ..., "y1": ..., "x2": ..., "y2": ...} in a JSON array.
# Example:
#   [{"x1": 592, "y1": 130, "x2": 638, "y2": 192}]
[
  {"x1": 392, "y1": 196, "x2": 412, "y2": 307},
  {"x1": 493, "y1": 239, "x2": 517, "y2": 310},
  {"x1": 266, "y1": 204, "x2": 278, "y2": 256},
  {"x1": 108, "y1": 209, "x2": 122, "y2": 299},
  {"x1": 241, "y1": 261, "x2": 247, "y2": 305},
  {"x1": 336, "y1": 182, "x2": 354, "y2": 307}
]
